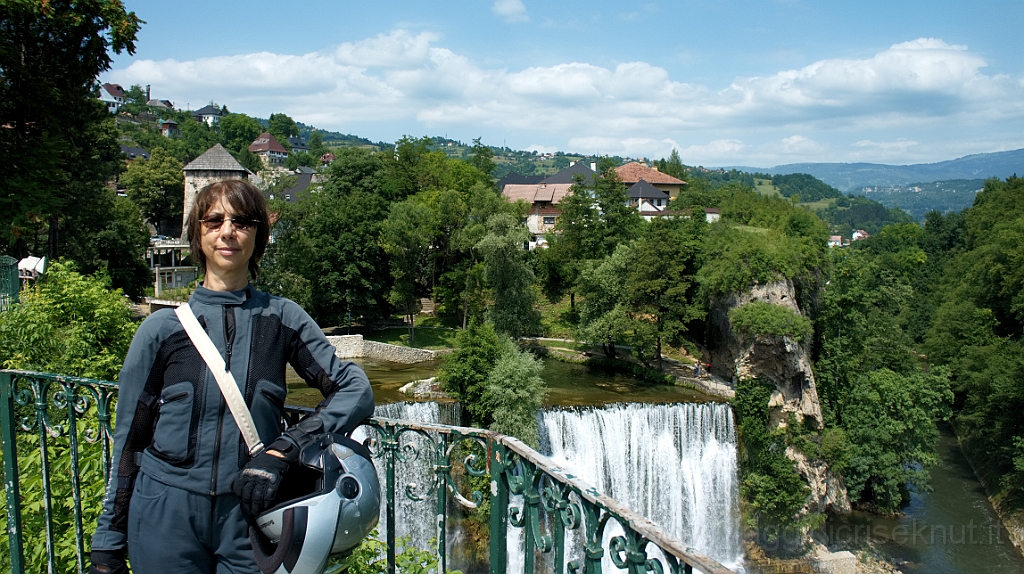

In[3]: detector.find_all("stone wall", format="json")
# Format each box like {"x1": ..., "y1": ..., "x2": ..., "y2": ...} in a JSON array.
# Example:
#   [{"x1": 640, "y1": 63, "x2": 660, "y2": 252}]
[{"x1": 326, "y1": 335, "x2": 442, "y2": 364}]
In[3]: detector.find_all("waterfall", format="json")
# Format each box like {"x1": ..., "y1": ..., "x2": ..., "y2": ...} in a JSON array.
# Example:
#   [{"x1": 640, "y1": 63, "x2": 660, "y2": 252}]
[{"x1": 539, "y1": 402, "x2": 742, "y2": 571}]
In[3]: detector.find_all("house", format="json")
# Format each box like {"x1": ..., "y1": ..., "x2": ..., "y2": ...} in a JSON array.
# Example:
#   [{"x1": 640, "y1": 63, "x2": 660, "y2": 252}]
[
  {"x1": 829, "y1": 235, "x2": 843, "y2": 247},
  {"x1": 120, "y1": 146, "x2": 150, "y2": 162},
  {"x1": 852, "y1": 229, "x2": 870, "y2": 241},
  {"x1": 159, "y1": 119, "x2": 179, "y2": 138},
  {"x1": 320, "y1": 152, "x2": 336, "y2": 164},
  {"x1": 248, "y1": 132, "x2": 289, "y2": 167},
  {"x1": 147, "y1": 240, "x2": 198, "y2": 296},
  {"x1": 627, "y1": 180, "x2": 669, "y2": 210},
  {"x1": 98, "y1": 83, "x2": 125, "y2": 113},
  {"x1": 496, "y1": 172, "x2": 545, "y2": 189},
  {"x1": 181, "y1": 143, "x2": 249, "y2": 237},
  {"x1": 192, "y1": 104, "x2": 224, "y2": 127},
  {"x1": 286, "y1": 136, "x2": 309, "y2": 154},
  {"x1": 501, "y1": 182, "x2": 574, "y2": 238},
  {"x1": 615, "y1": 162, "x2": 686, "y2": 199},
  {"x1": 542, "y1": 161, "x2": 596, "y2": 184},
  {"x1": 147, "y1": 99, "x2": 174, "y2": 109}
]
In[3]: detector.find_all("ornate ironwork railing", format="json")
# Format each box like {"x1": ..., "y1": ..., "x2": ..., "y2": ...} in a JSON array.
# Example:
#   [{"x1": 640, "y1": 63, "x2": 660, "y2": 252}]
[{"x1": 2, "y1": 370, "x2": 734, "y2": 574}]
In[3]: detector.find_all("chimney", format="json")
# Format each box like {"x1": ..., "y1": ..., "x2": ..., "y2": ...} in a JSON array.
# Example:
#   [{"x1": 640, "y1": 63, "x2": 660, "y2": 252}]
[
  {"x1": 569, "y1": 161, "x2": 575, "y2": 167},
  {"x1": 590, "y1": 162, "x2": 597, "y2": 172},
  {"x1": 146, "y1": 84, "x2": 151, "y2": 101}
]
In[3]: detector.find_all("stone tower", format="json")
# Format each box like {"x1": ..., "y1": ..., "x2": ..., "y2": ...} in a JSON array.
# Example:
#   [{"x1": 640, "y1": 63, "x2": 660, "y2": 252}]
[{"x1": 181, "y1": 144, "x2": 250, "y2": 239}]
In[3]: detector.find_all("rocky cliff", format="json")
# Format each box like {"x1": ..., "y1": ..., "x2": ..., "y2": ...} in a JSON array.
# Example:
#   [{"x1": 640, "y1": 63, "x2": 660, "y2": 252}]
[{"x1": 710, "y1": 279, "x2": 850, "y2": 514}]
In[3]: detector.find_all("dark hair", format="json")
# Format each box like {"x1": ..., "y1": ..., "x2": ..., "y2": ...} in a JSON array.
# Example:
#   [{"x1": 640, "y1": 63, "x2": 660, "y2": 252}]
[{"x1": 186, "y1": 179, "x2": 271, "y2": 281}]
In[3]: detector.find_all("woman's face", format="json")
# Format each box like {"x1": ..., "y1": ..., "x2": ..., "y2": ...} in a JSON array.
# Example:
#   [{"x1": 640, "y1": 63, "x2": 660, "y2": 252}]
[{"x1": 200, "y1": 195, "x2": 255, "y2": 286}]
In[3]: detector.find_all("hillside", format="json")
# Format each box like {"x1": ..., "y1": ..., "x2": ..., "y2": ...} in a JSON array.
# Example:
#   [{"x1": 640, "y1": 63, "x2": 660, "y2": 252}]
[{"x1": 727, "y1": 148, "x2": 1024, "y2": 190}]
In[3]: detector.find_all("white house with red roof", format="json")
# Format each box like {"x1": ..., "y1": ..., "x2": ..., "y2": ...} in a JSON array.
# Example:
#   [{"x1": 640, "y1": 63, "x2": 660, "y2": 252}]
[
  {"x1": 615, "y1": 162, "x2": 686, "y2": 198},
  {"x1": 248, "y1": 132, "x2": 289, "y2": 167},
  {"x1": 98, "y1": 83, "x2": 125, "y2": 113}
]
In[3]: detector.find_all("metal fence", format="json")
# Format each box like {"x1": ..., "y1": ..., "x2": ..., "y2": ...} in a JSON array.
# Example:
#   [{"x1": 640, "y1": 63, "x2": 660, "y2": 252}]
[
  {"x1": 1, "y1": 370, "x2": 734, "y2": 574},
  {"x1": 0, "y1": 255, "x2": 17, "y2": 312}
]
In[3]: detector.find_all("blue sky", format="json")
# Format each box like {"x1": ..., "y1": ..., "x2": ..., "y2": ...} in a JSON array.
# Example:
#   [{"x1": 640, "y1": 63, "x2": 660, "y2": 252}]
[{"x1": 103, "y1": 1, "x2": 1024, "y2": 167}]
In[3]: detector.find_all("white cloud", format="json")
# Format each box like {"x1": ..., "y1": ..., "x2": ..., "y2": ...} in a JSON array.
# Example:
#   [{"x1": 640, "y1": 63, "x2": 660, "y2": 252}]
[
  {"x1": 492, "y1": 0, "x2": 528, "y2": 23},
  {"x1": 105, "y1": 33, "x2": 1024, "y2": 164}
]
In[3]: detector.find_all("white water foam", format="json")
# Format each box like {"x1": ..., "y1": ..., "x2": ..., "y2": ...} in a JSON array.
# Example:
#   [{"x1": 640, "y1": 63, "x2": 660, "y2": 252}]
[{"x1": 536, "y1": 402, "x2": 742, "y2": 572}]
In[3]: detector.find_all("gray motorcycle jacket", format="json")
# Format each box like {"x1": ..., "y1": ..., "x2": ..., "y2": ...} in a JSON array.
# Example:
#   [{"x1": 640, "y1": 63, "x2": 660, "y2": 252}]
[{"x1": 91, "y1": 284, "x2": 374, "y2": 552}]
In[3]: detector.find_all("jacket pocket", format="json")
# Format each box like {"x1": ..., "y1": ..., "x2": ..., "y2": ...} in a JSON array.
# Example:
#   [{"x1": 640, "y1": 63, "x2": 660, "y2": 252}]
[{"x1": 149, "y1": 382, "x2": 196, "y2": 463}]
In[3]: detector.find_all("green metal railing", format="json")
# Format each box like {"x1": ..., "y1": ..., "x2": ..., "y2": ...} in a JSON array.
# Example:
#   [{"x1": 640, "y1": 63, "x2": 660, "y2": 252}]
[
  {"x1": 0, "y1": 255, "x2": 17, "y2": 312},
  {"x1": 1, "y1": 370, "x2": 734, "y2": 574}
]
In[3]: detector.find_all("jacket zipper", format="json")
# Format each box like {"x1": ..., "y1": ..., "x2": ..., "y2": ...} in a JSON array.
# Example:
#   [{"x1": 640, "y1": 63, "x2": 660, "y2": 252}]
[{"x1": 210, "y1": 306, "x2": 237, "y2": 495}]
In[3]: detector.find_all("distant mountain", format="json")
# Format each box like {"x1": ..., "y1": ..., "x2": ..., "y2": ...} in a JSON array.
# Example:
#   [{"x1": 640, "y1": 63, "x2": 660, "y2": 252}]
[{"x1": 725, "y1": 148, "x2": 1024, "y2": 191}]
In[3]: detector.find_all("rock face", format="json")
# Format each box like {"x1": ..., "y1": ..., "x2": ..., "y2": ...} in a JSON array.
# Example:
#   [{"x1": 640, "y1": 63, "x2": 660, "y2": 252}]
[{"x1": 711, "y1": 279, "x2": 850, "y2": 514}]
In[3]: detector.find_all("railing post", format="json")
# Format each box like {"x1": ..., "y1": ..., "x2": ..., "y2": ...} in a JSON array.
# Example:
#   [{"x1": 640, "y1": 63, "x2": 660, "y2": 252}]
[
  {"x1": 488, "y1": 440, "x2": 508, "y2": 574},
  {"x1": 385, "y1": 421, "x2": 397, "y2": 574},
  {"x1": 436, "y1": 433, "x2": 449, "y2": 574},
  {"x1": 1, "y1": 371, "x2": 25, "y2": 573}
]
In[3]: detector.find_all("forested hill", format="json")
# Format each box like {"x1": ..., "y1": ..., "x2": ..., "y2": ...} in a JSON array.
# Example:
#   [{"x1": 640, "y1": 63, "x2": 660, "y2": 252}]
[{"x1": 727, "y1": 147, "x2": 1024, "y2": 190}]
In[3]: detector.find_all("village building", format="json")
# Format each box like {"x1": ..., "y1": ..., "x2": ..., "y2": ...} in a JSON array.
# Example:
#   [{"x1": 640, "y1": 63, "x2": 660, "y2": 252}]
[
  {"x1": 97, "y1": 83, "x2": 125, "y2": 113},
  {"x1": 181, "y1": 143, "x2": 249, "y2": 237},
  {"x1": 615, "y1": 162, "x2": 686, "y2": 198},
  {"x1": 192, "y1": 104, "x2": 224, "y2": 127},
  {"x1": 249, "y1": 132, "x2": 289, "y2": 167},
  {"x1": 286, "y1": 136, "x2": 309, "y2": 154}
]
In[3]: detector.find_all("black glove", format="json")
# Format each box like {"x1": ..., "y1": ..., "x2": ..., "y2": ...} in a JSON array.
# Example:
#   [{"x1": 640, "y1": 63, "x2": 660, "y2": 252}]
[
  {"x1": 232, "y1": 417, "x2": 323, "y2": 516},
  {"x1": 232, "y1": 437, "x2": 297, "y2": 516},
  {"x1": 90, "y1": 549, "x2": 129, "y2": 574}
]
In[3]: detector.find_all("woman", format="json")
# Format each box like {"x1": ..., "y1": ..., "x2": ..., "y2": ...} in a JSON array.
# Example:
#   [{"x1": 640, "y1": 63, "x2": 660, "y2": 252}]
[{"x1": 90, "y1": 180, "x2": 374, "y2": 573}]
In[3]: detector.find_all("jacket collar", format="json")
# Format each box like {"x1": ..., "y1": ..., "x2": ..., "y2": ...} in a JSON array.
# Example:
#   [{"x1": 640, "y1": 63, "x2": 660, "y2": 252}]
[{"x1": 191, "y1": 283, "x2": 252, "y2": 306}]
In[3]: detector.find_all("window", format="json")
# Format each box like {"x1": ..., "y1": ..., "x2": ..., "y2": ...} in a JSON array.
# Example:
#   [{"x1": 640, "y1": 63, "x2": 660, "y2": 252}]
[{"x1": 543, "y1": 216, "x2": 556, "y2": 225}]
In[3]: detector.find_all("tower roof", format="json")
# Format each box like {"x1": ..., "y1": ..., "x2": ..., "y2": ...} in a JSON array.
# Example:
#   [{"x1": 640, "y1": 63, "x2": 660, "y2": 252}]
[{"x1": 183, "y1": 144, "x2": 247, "y2": 172}]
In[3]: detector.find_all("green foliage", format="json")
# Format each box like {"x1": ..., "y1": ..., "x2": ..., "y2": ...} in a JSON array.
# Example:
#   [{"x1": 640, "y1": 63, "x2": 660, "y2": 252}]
[
  {"x1": 697, "y1": 226, "x2": 813, "y2": 298},
  {"x1": 841, "y1": 369, "x2": 951, "y2": 512},
  {"x1": 770, "y1": 173, "x2": 844, "y2": 202},
  {"x1": 219, "y1": 112, "x2": 263, "y2": 152},
  {"x1": 0, "y1": 261, "x2": 137, "y2": 380},
  {"x1": 0, "y1": 261, "x2": 138, "y2": 570},
  {"x1": 337, "y1": 531, "x2": 463, "y2": 574},
  {"x1": 475, "y1": 213, "x2": 540, "y2": 338},
  {"x1": 733, "y1": 378, "x2": 811, "y2": 553},
  {"x1": 437, "y1": 322, "x2": 506, "y2": 428},
  {"x1": 121, "y1": 147, "x2": 184, "y2": 234},
  {"x1": 268, "y1": 112, "x2": 299, "y2": 143},
  {"x1": 818, "y1": 195, "x2": 914, "y2": 235},
  {"x1": 485, "y1": 338, "x2": 546, "y2": 447},
  {"x1": 437, "y1": 322, "x2": 546, "y2": 443},
  {"x1": 468, "y1": 137, "x2": 496, "y2": 178},
  {"x1": 729, "y1": 301, "x2": 812, "y2": 342}
]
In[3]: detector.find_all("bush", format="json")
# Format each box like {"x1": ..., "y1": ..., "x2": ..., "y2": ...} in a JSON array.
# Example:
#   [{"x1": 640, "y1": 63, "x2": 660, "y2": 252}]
[{"x1": 729, "y1": 301, "x2": 813, "y2": 342}]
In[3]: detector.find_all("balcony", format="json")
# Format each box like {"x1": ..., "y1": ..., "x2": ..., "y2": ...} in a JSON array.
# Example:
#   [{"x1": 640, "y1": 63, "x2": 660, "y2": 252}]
[{"x1": 0, "y1": 370, "x2": 734, "y2": 574}]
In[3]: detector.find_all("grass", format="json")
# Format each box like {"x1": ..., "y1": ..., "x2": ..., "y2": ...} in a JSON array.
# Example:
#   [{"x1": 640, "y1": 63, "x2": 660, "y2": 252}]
[
  {"x1": 799, "y1": 198, "x2": 837, "y2": 211},
  {"x1": 536, "y1": 293, "x2": 578, "y2": 339},
  {"x1": 753, "y1": 178, "x2": 782, "y2": 197}
]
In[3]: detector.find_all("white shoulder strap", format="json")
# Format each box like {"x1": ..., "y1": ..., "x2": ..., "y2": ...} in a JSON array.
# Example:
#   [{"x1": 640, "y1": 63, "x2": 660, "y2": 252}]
[{"x1": 175, "y1": 303, "x2": 265, "y2": 456}]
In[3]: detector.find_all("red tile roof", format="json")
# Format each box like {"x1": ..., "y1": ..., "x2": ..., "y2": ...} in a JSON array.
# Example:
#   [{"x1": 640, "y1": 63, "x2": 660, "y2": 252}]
[
  {"x1": 615, "y1": 162, "x2": 686, "y2": 185},
  {"x1": 248, "y1": 132, "x2": 288, "y2": 154}
]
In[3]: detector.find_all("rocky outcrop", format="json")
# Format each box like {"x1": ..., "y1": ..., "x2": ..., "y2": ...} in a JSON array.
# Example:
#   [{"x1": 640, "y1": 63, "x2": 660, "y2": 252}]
[{"x1": 711, "y1": 279, "x2": 849, "y2": 514}]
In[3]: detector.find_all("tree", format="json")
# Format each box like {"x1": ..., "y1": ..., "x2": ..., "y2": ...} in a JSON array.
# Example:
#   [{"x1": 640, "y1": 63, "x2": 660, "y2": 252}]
[
  {"x1": 0, "y1": 261, "x2": 137, "y2": 379},
  {"x1": 308, "y1": 131, "x2": 328, "y2": 160},
  {"x1": 381, "y1": 200, "x2": 433, "y2": 342},
  {"x1": 437, "y1": 321, "x2": 506, "y2": 428},
  {"x1": 120, "y1": 147, "x2": 184, "y2": 234},
  {"x1": 475, "y1": 213, "x2": 540, "y2": 338},
  {"x1": 268, "y1": 112, "x2": 299, "y2": 143},
  {"x1": 841, "y1": 369, "x2": 951, "y2": 512},
  {"x1": 219, "y1": 113, "x2": 263, "y2": 152},
  {"x1": 0, "y1": 0, "x2": 141, "y2": 259},
  {"x1": 485, "y1": 337, "x2": 546, "y2": 448},
  {"x1": 468, "y1": 137, "x2": 496, "y2": 179}
]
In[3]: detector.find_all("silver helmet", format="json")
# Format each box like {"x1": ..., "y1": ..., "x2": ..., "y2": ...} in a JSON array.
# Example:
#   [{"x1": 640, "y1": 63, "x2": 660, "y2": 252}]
[{"x1": 249, "y1": 434, "x2": 380, "y2": 574}]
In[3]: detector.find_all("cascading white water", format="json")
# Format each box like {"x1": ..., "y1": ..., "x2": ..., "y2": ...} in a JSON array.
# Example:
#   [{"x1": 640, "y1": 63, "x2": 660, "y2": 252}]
[
  {"x1": 357, "y1": 402, "x2": 455, "y2": 549},
  {"x1": 539, "y1": 402, "x2": 742, "y2": 571}
]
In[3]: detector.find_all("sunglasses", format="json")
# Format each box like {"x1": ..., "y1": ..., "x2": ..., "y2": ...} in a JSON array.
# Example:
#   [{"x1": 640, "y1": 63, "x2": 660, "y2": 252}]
[{"x1": 199, "y1": 216, "x2": 259, "y2": 231}]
